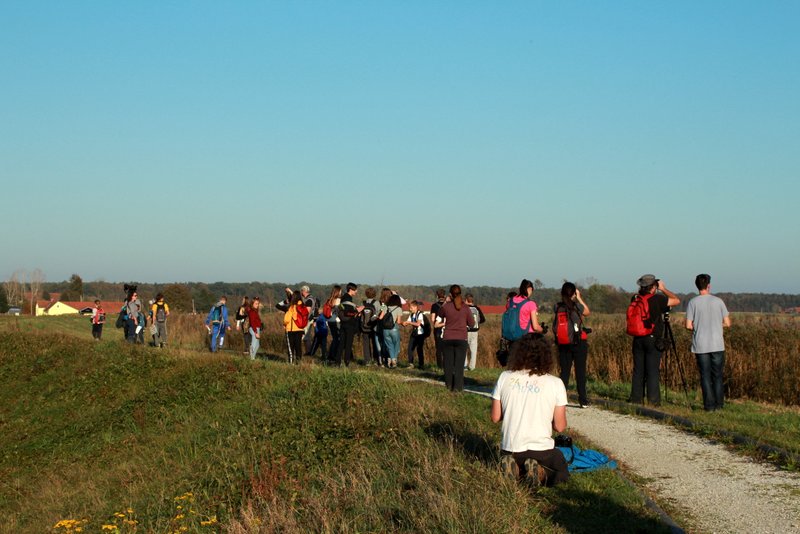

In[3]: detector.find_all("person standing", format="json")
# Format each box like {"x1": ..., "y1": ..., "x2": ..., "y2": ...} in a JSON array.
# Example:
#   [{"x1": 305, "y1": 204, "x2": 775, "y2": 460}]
[
  {"x1": 685, "y1": 274, "x2": 731, "y2": 411},
  {"x1": 378, "y1": 290, "x2": 403, "y2": 368},
  {"x1": 205, "y1": 296, "x2": 231, "y2": 353},
  {"x1": 360, "y1": 287, "x2": 380, "y2": 366},
  {"x1": 125, "y1": 290, "x2": 142, "y2": 344},
  {"x1": 401, "y1": 300, "x2": 428, "y2": 368},
  {"x1": 628, "y1": 275, "x2": 680, "y2": 406},
  {"x1": 91, "y1": 299, "x2": 105, "y2": 340},
  {"x1": 464, "y1": 293, "x2": 486, "y2": 371},
  {"x1": 283, "y1": 290, "x2": 309, "y2": 365},
  {"x1": 491, "y1": 334, "x2": 570, "y2": 487},
  {"x1": 436, "y1": 285, "x2": 475, "y2": 392},
  {"x1": 300, "y1": 285, "x2": 319, "y2": 355},
  {"x1": 150, "y1": 293, "x2": 170, "y2": 348},
  {"x1": 430, "y1": 289, "x2": 447, "y2": 368},
  {"x1": 554, "y1": 282, "x2": 591, "y2": 408},
  {"x1": 247, "y1": 297, "x2": 263, "y2": 360},
  {"x1": 235, "y1": 296, "x2": 251, "y2": 355},
  {"x1": 509, "y1": 279, "x2": 544, "y2": 338},
  {"x1": 337, "y1": 283, "x2": 363, "y2": 367},
  {"x1": 323, "y1": 285, "x2": 342, "y2": 365},
  {"x1": 310, "y1": 312, "x2": 329, "y2": 360}
]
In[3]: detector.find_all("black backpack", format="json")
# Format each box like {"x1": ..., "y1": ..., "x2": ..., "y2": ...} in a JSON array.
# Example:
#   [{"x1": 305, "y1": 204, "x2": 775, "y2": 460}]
[
  {"x1": 360, "y1": 301, "x2": 377, "y2": 332},
  {"x1": 421, "y1": 313, "x2": 432, "y2": 338},
  {"x1": 381, "y1": 306, "x2": 397, "y2": 329}
]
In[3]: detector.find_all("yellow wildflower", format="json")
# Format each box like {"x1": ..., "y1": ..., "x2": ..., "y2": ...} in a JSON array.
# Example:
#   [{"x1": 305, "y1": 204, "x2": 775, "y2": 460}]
[
  {"x1": 174, "y1": 514, "x2": 185, "y2": 520},
  {"x1": 101, "y1": 525, "x2": 118, "y2": 531}
]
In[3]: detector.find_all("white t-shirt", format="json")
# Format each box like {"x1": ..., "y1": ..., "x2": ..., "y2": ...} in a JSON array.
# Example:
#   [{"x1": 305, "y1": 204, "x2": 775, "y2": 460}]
[{"x1": 491, "y1": 370, "x2": 567, "y2": 452}]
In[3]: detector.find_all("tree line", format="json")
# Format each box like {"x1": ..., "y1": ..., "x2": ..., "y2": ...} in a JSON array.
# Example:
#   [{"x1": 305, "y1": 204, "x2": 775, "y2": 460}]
[{"x1": 1, "y1": 276, "x2": 796, "y2": 315}]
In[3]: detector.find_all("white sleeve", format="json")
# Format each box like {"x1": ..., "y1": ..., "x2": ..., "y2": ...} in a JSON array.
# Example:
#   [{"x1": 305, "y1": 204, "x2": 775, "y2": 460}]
[{"x1": 491, "y1": 373, "x2": 506, "y2": 401}]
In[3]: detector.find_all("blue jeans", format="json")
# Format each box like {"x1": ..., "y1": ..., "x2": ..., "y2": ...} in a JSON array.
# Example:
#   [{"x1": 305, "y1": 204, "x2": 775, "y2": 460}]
[
  {"x1": 383, "y1": 326, "x2": 400, "y2": 361},
  {"x1": 696, "y1": 351, "x2": 725, "y2": 410},
  {"x1": 210, "y1": 324, "x2": 225, "y2": 352},
  {"x1": 249, "y1": 327, "x2": 260, "y2": 359}
]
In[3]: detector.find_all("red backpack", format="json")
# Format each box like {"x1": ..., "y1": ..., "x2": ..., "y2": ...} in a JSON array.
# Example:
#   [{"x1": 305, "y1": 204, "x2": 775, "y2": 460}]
[
  {"x1": 322, "y1": 302, "x2": 333, "y2": 318},
  {"x1": 626, "y1": 294, "x2": 654, "y2": 336},
  {"x1": 294, "y1": 305, "x2": 310, "y2": 329}
]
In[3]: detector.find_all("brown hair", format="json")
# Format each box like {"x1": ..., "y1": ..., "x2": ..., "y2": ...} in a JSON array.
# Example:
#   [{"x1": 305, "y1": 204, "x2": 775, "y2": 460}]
[
  {"x1": 507, "y1": 334, "x2": 554, "y2": 376},
  {"x1": 380, "y1": 287, "x2": 393, "y2": 304},
  {"x1": 326, "y1": 285, "x2": 342, "y2": 306},
  {"x1": 450, "y1": 284, "x2": 463, "y2": 311},
  {"x1": 365, "y1": 287, "x2": 376, "y2": 299}
]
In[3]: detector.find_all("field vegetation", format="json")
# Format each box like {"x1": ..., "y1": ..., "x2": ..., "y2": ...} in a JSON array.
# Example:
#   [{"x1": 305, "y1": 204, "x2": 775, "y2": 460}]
[{"x1": 0, "y1": 326, "x2": 669, "y2": 533}]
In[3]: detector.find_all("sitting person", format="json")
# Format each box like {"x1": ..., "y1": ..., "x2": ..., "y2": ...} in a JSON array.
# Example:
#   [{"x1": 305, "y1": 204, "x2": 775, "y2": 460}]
[{"x1": 491, "y1": 334, "x2": 569, "y2": 486}]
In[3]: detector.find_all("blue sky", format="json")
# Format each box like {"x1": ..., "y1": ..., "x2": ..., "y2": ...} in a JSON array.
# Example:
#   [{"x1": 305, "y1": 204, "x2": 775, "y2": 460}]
[{"x1": 2, "y1": 1, "x2": 798, "y2": 294}]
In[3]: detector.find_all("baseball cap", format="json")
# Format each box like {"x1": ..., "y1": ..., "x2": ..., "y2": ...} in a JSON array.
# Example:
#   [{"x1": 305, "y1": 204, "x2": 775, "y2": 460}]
[{"x1": 637, "y1": 274, "x2": 658, "y2": 287}]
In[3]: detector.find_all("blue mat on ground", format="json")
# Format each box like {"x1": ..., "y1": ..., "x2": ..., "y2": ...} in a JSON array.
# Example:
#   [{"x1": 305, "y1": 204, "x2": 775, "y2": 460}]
[{"x1": 557, "y1": 445, "x2": 618, "y2": 472}]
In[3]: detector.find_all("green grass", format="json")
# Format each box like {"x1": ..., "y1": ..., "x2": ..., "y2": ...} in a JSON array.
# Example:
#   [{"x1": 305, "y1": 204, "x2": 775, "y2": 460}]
[{"x1": 0, "y1": 330, "x2": 668, "y2": 533}]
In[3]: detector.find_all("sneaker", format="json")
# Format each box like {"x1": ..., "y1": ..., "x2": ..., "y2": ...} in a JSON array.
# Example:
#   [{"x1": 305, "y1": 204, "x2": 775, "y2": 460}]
[
  {"x1": 500, "y1": 455, "x2": 519, "y2": 481},
  {"x1": 408, "y1": 363, "x2": 414, "y2": 369},
  {"x1": 580, "y1": 402, "x2": 590, "y2": 409},
  {"x1": 523, "y1": 458, "x2": 545, "y2": 487}
]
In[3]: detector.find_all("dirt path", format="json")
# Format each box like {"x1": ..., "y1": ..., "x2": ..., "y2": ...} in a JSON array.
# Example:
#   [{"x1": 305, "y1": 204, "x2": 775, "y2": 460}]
[
  {"x1": 402, "y1": 376, "x2": 800, "y2": 533},
  {"x1": 564, "y1": 405, "x2": 800, "y2": 533}
]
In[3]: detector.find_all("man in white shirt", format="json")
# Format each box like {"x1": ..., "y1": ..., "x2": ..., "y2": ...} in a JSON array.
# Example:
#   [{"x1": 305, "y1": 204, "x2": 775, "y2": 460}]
[{"x1": 491, "y1": 334, "x2": 570, "y2": 486}]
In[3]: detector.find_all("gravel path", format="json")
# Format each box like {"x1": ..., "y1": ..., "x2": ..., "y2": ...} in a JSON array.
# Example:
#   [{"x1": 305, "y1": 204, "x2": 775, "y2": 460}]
[
  {"x1": 565, "y1": 404, "x2": 800, "y2": 534},
  {"x1": 402, "y1": 376, "x2": 800, "y2": 533}
]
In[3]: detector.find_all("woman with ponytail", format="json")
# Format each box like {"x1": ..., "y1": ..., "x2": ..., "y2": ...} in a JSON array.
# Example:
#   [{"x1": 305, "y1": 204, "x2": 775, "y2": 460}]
[
  {"x1": 554, "y1": 282, "x2": 591, "y2": 407},
  {"x1": 435, "y1": 284, "x2": 476, "y2": 391}
]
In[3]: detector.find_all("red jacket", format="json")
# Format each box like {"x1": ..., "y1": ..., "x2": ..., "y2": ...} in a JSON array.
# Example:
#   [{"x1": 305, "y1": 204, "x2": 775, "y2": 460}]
[{"x1": 248, "y1": 308, "x2": 262, "y2": 330}]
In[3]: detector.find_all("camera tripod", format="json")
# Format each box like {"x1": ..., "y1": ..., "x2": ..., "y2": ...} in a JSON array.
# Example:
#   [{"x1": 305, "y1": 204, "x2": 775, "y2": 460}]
[{"x1": 661, "y1": 311, "x2": 691, "y2": 403}]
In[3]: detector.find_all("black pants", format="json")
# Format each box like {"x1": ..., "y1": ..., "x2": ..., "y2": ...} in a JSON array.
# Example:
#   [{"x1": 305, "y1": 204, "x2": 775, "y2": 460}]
[
  {"x1": 311, "y1": 332, "x2": 328, "y2": 358},
  {"x1": 92, "y1": 323, "x2": 103, "y2": 340},
  {"x1": 630, "y1": 335, "x2": 662, "y2": 405},
  {"x1": 286, "y1": 331, "x2": 304, "y2": 364},
  {"x1": 442, "y1": 339, "x2": 468, "y2": 391},
  {"x1": 362, "y1": 331, "x2": 379, "y2": 364},
  {"x1": 338, "y1": 322, "x2": 359, "y2": 366},
  {"x1": 434, "y1": 333, "x2": 444, "y2": 368},
  {"x1": 327, "y1": 323, "x2": 340, "y2": 364},
  {"x1": 558, "y1": 340, "x2": 588, "y2": 405},
  {"x1": 407, "y1": 334, "x2": 425, "y2": 367},
  {"x1": 504, "y1": 448, "x2": 570, "y2": 486}
]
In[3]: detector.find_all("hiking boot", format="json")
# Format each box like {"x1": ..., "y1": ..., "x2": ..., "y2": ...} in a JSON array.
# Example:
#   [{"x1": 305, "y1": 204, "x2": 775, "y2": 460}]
[
  {"x1": 500, "y1": 455, "x2": 519, "y2": 481},
  {"x1": 523, "y1": 458, "x2": 545, "y2": 487}
]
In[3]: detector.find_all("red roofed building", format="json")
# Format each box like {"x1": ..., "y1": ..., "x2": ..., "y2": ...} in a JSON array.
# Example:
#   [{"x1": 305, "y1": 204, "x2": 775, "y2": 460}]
[{"x1": 36, "y1": 299, "x2": 124, "y2": 317}]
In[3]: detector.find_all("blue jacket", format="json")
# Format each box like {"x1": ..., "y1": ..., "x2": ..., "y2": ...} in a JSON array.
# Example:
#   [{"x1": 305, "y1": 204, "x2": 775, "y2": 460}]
[{"x1": 205, "y1": 302, "x2": 230, "y2": 329}]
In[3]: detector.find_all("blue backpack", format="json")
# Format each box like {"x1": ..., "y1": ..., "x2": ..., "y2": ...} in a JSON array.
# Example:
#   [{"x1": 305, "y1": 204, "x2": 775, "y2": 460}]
[{"x1": 501, "y1": 298, "x2": 531, "y2": 341}]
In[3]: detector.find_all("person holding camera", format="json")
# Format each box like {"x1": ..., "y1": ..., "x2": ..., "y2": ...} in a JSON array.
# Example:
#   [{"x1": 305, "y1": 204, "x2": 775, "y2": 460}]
[
  {"x1": 685, "y1": 274, "x2": 731, "y2": 411},
  {"x1": 628, "y1": 275, "x2": 680, "y2": 406},
  {"x1": 554, "y1": 282, "x2": 591, "y2": 408}
]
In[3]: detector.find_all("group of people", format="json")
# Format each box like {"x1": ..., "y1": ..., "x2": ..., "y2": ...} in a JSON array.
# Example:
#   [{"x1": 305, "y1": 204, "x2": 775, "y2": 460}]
[
  {"x1": 492, "y1": 272, "x2": 731, "y2": 488},
  {"x1": 222, "y1": 284, "x2": 489, "y2": 390},
  {"x1": 108, "y1": 285, "x2": 171, "y2": 347}
]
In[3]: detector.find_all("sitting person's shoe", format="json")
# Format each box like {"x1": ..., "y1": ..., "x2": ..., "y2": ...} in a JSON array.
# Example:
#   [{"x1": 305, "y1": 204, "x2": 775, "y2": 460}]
[
  {"x1": 523, "y1": 458, "x2": 545, "y2": 487},
  {"x1": 500, "y1": 455, "x2": 519, "y2": 481}
]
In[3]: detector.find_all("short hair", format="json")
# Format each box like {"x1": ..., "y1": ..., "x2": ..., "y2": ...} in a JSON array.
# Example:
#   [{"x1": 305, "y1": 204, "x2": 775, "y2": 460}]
[
  {"x1": 507, "y1": 334, "x2": 554, "y2": 376},
  {"x1": 156, "y1": 292, "x2": 164, "y2": 300},
  {"x1": 94, "y1": 299, "x2": 101, "y2": 305},
  {"x1": 220, "y1": 295, "x2": 227, "y2": 302},
  {"x1": 365, "y1": 287, "x2": 376, "y2": 299},
  {"x1": 465, "y1": 293, "x2": 474, "y2": 303},
  {"x1": 436, "y1": 288, "x2": 445, "y2": 299},
  {"x1": 409, "y1": 299, "x2": 420, "y2": 307},
  {"x1": 301, "y1": 285, "x2": 310, "y2": 293},
  {"x1": 695, "y1": 274, "x2": 711, "y2": 291},
  {"x1": 346, "y1": 282, "x2": 358, "y2": 292}
]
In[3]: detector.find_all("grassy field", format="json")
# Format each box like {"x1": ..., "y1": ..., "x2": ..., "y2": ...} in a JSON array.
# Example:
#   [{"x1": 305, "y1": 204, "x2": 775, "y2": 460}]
[{"x1": 0, "y1": 325, "x2": 669, "y2": 533}]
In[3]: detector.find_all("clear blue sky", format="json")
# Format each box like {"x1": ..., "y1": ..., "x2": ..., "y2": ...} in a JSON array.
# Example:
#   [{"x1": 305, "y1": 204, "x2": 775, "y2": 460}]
[{"x1": 2, "y1": 1, "x2": 798, "y2": 293}]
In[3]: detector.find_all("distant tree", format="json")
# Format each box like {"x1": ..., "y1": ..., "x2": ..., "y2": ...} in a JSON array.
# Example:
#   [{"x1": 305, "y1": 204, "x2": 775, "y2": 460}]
[
  {"x1": 28, "y1": 269, "x2": 45, "y2": 315},
  {"x1": 0, "y1": 285, "x2": 8, "y2": 313},
  {"x1": 534, "y1": 279, "x2": 544, "y2": 290},
  {"x1": 3, "y1": 270, "x2": 24, "y2": 308},
  {"x1": 163, "y1": 283, "x2": 193, "y2": 312},
  {"x1": 60, "y1": 274, "x2": 84, "y2": 301}
]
